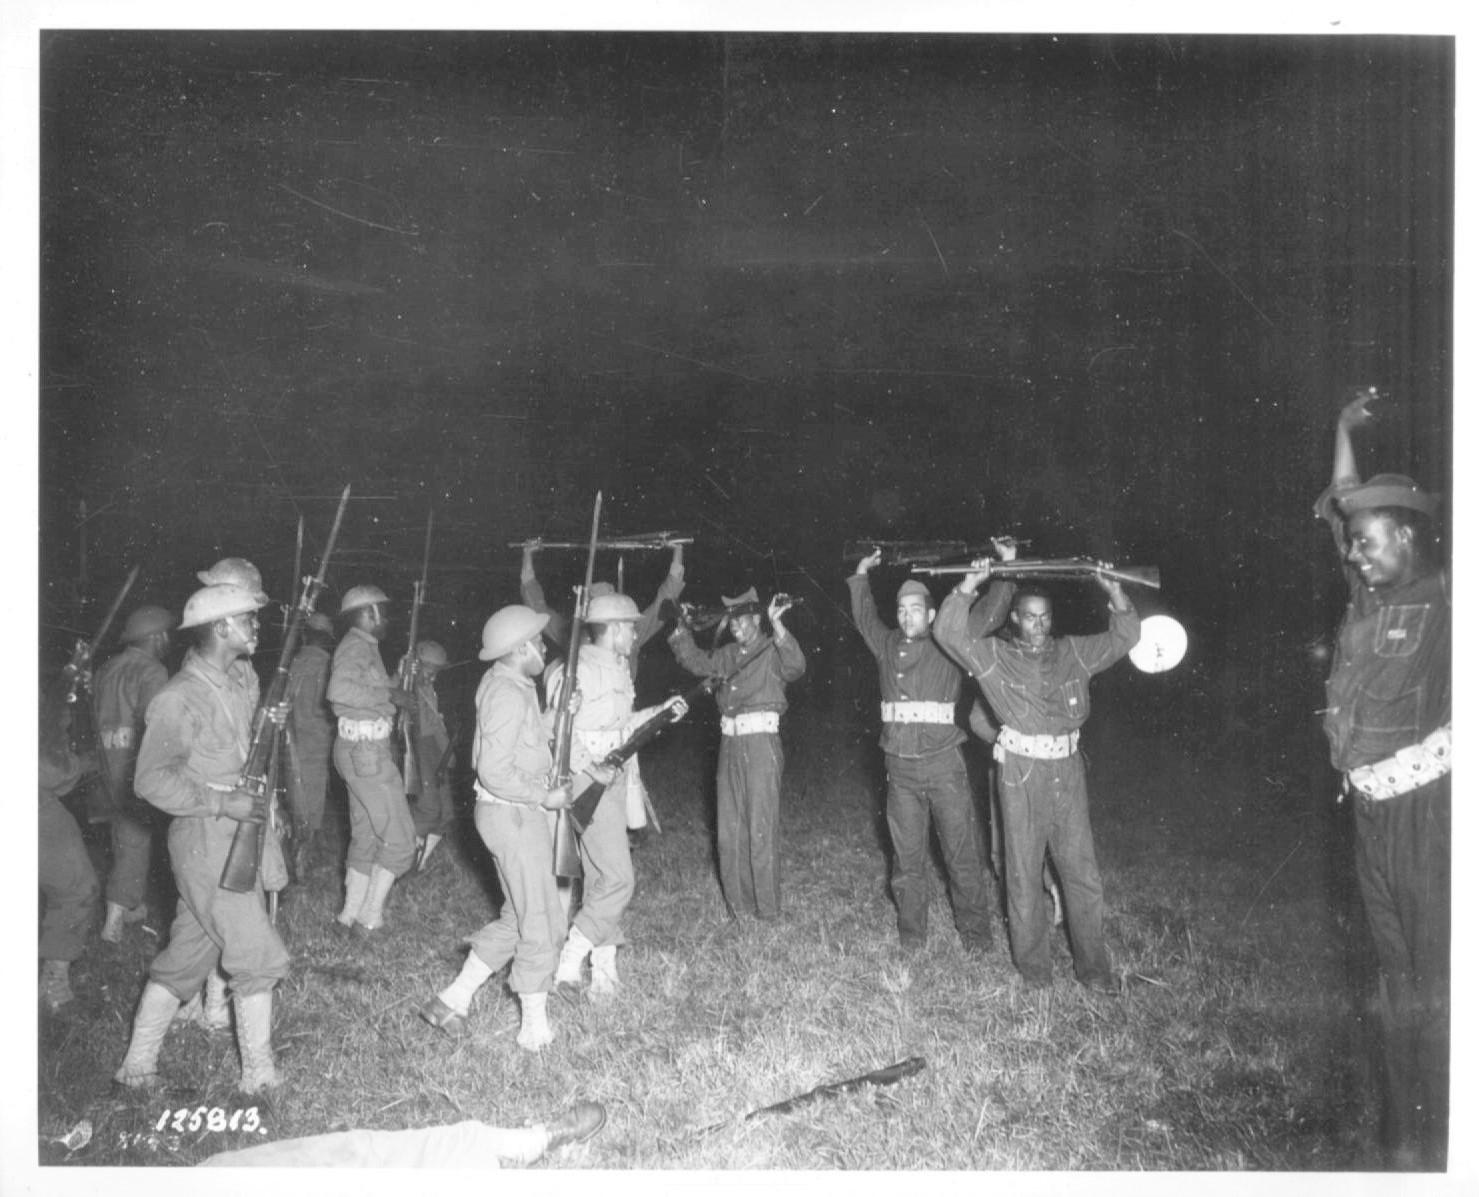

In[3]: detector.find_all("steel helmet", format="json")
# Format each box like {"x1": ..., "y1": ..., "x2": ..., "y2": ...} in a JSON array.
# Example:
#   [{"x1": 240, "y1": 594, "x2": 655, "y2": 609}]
[
  {"x1": 121, "y1": 605, "x2": 177, "y2": 643},
  {"x1": 197, "y1": 557, "x2": 270, "y2": 604},
  {"x1": 415, "y1": 639, "x2": 449, "y2": 667},
  {"x1": 479, "y1": 605, "x2": 549, "y2": 661},
  {"x1": 340, "y1": 585, "x2": 390, "y2": 614},
  {"x1": 1128, "y1": 614, "x2": 1189, "y2": 674},
  {"x1": 180, "y1": 583, "x2": 266, "y2": 630},
  {"x1": 587, "y1": 592, "x2": 641, "y2": 623}
]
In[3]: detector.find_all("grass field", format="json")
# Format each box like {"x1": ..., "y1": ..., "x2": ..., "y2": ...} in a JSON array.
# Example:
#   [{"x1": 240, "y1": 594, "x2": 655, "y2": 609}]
[{"x1": 37, "y1": 693, "x2": 1387, "y2": 1172}]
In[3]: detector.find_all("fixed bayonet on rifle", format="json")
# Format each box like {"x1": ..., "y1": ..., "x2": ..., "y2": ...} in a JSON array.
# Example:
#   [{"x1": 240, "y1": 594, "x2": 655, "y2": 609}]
[
  {"x1": 221, "y1": 484, "x2": 351, "y2": 895},
  {"x1": 911, "y1": 556, "x2": 1161, "y2": 590},
  {"x1": 509, "y1": 530, "x2": 692, "y2": 552},
  {"x1": 63, "y1": 564, "x2": 141, "y2": 705},
  {"x1": 396, "y1": 507, "x2": 434, "y2": 802},
  {"x1": 548, "y1": 492, "x2": 602, "y2": 879},
  {"x1": 281, "y1": 514, "x2": 304, "y2": 630}
]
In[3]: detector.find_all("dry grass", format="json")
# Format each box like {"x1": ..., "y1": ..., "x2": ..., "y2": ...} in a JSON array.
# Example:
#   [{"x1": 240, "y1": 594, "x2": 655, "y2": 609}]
[{"x1": 37, "y1": 700, "x2": 1378, "y2": 1170}]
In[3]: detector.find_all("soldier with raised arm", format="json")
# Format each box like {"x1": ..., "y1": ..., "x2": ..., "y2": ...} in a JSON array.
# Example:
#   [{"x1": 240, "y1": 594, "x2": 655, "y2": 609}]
[
  {"x1": 933, "y1": 542, "x2": 1138, "y2": 994},
  {"x1": 668, "y1": 587, "x2": 806, "y2": 921},
  {"x1": 1317, "y1": 389, "x2": 1449, "y2": 1170},
  {"x1": 848, "y1": 550, "x2": 1005, "y2": 954}
]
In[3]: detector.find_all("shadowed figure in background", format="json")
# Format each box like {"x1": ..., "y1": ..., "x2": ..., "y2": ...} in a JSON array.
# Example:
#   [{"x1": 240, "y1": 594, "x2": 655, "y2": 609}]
[
  {"x1": 847, "y1": 549, "x2": 1002, "y2": 955},
  {"x1": 284, "y1": 611, "x2": 336, "y2": 878},
  {"x1": 91, "y1": 604, "x2": 175, "y2": 942},
  {"x1": 668, "y1": 587, "x2": 806, "y2": 921},
  {"x1": 933, "y1": 540, "x2": 1138, "y2": 995},
  {"x1": 408, "y1": 638, "x2": 454, "y2": 873},
  {"x1": 39, "y1": 683, "x2": 101, "y2": 1013},
  {"x1": 1317, "y1": 389, "x2": 1450, "y2": 1171}
]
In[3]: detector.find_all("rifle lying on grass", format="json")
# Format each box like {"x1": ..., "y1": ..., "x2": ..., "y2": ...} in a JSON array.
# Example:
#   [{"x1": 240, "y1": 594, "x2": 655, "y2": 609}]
[
  {"x1": 694, "y1": 1057, "x2": 927, "y2": 1136},
  {"x1": 547, "y1": 491, "x2": 602, "y2": 880},
  {"x1": 220, "y1": 484, "x2": 350, "y2": 898},
  {"x1": 911, "y1": 557, "x2": 1161, "y2": 589}
]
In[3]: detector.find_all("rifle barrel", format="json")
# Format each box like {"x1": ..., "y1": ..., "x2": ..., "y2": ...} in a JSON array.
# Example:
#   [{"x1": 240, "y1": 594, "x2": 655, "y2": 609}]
[{"x1": 911, "y1": 559, "x2": 1161, "y2": 589}]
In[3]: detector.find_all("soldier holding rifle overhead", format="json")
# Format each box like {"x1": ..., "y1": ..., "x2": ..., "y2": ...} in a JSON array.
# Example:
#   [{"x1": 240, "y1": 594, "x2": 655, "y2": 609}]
[
  {"x1": 668, "y1": 587, "x2": 806, "y2": 921},
  {"x1": 114, "y1": 582, "x2": 289, "y2": 1094},
  {"x1": 1317, "y1": 388, "x2": 1449, "y2": 1171},
  {"x1": 417, "y1": 605, "x2": 572, "y2": 1051},
  {"x1": 328, "y1": 584, "x2": 416, "y2": 935},
  {"x1": 933, "y1": 539, "x2": 1139, "y2": 995},
  {"x1": 848, "y1": 550, "x2": 1004, "y2": 954}
]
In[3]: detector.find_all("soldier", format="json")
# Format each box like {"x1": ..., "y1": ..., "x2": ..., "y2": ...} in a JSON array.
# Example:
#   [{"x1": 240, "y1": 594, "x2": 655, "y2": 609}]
[
  {"x1": 92, "y1": 604, "x2": 175, "y2": 942},
  {"x1": 409, "y1": 639, "x2": 454, "y2": 872},
  {"x1": 848, "y1": 552, "x2": 1001, "y2": 953},
  {"x1": 327, "y1": 585, "x2": 416, "y2": 934},
  {"x1": 285, "y1": 611, "x2": 336, "y2": 876},
  {"x1": 114, "y1": 583, "x2": 289, "y2": 1093},
  {"x1": 933, "y1": 544, "x2": 1138, "y2": 994},
  {"x1": 417, "y1": 605, "x2": 572, "y2": 1050},
  {"x1": 196, "y1": 557, "x2": 268, "y2": 707},
  {"x1": 1318, "y1": 390, "x2": 1450, "y2": 1169},
  {"x1": 39, "y1": 685, "x2": 101, "y2": 1012},
  {"x1": 551, "y1": 594, "x2": 687, "y2": 995},
  {"x1": 668, "y1": 587, "x2": 806, "y2": 921}
]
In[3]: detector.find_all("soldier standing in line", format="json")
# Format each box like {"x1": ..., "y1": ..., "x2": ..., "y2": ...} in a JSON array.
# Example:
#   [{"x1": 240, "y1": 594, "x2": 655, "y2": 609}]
[
  {"x1": 847, "y1": 551, "x2": 1002, "y2": 954},
  {"x1": 1317, "y1": 389, "x2": 1450, "y2": 1170},
  {"x1": 417, "y1": 605, "x2": 573, "y2": 1050},
  {"x1": 327, "y1": 585, "x2": 416, "y2": 935},
  {"x1": 39, "y1": 685, "x2": 101, "y2": 1012},
  {"x1": 92, "y1": 605, "x2": 175, "y2": 942},
  {"x1": 409, "y1": 638, "x2": 454, "y2": 873},
  {"x1": 285, "y1": 611, "x2": 336, "y2": 877},
  {"x1": 114, "y1": 583, "x2": 289, "y2": 1094},
  {"x1": 933, "y1": 543, "x2": 1139, "y2": 995},
  {"x1": 668, "y1": 587, "x2": 806, "y2": 921},
  {"x1": 550, "y1": 594, "x2": 687, "y2": 996}
]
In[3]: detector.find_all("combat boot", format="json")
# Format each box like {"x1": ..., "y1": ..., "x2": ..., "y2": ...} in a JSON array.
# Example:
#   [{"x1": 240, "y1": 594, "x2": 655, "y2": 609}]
[
  {"x1": 356, "y1": 865, "x2": 397, "y2": 931},
  {"x1": 338, "y1": 868, "x2": 370, "y2": 927},
  {"x1": 516, "y1": 991, "x2": 554, "y2": 1051},
  {"x1": 590, "y1": 944, "x2": 619, "y2": 998},
  {"x1": 40, "y1": 959, "x2": 74, "y2": 1012},
  {"x1": 555, "y1": 925, "x2": 594, "y2": 986},
  {"x1": 101, "y1": 901, "x2": 128, "y2": 944},
  {"x1": 115, "y1": 981, "x2": 181, "y2": 1088},
  {"x1": 234, "y1": 991, "x2": 281, "y2": 1095}
]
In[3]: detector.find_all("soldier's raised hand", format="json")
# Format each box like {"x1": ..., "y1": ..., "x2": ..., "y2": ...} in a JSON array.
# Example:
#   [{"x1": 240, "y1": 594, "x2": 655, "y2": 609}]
[{"x1": 856, "y1": 548, "x2": 883, "y2": 575}]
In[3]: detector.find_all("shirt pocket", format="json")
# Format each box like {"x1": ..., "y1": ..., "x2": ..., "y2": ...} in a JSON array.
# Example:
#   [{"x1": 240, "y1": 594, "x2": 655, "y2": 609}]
[
  {"x1": 1059, "y1": 679, "x2": 1088, "y2": 720},
  {"x1": 1371, "y1": 604, "x2": 1428, "y2": 660}
]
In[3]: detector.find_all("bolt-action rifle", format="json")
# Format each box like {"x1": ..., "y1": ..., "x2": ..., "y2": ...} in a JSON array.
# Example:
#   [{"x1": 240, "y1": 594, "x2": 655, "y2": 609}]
[
  {"x1": 911, "y1": 557, "x2": 1160, "y2": 590},
  {"x1": 63, "y1": 565, "x2": 140, "y2": 822},
  {"x1": 509, "y1": 530, "x2": 692, "y2": 552},
  {"x1": 220, "y1": 484, "x2": 350, "y2": 895},
  {"x1": 396, "y1": 508, "x2": 434, "y2": 802},
  {"x1": 547, "y1": 492, "x2": 602, "y2": 879},
  {"x1": 842, "y1": 539, "x2": 1030, "y2": 567}
]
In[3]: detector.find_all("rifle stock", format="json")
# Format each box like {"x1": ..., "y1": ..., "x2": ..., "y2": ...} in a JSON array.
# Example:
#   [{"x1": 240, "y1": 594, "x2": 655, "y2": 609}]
[{"x1": 221, "y1": 485, "x2": 350, "y2": 893}]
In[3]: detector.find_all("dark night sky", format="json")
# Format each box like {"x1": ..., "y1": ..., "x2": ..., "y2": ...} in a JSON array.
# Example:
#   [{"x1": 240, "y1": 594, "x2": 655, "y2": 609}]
[{"x1": 34, "y1": 27, "x2": 1454, "y2": 737}]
